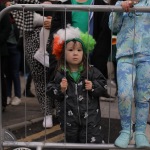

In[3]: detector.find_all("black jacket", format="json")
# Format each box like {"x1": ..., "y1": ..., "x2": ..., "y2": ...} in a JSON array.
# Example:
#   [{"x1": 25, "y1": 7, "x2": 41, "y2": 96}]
[
  {"x1": 7, "y1": 14, "x2": 20, "y2": 45},
  {"x1": 47, "y1": 66, "x2": 107, "y2": 126}
]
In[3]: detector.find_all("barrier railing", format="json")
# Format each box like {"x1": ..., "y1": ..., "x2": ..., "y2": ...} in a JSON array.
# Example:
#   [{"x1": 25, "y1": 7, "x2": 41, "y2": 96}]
[
  {"x1": 1, "y1": 4, "x2": 150, "y2": 150},
  {"x1": 1, "y1": 4, "x2": 150, "y2": 20}
]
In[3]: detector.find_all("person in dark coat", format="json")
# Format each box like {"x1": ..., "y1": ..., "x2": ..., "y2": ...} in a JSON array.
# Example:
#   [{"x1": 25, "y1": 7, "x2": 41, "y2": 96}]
[
  {"x1": 47, "y1": 26, "x2": 107, "y2": 143},
  {"x1": 5, "y1": 0, "x2": 22, "y2": 106},
  {"x1": 0, "y1": 2, "x2": 11, "y2": 111}
]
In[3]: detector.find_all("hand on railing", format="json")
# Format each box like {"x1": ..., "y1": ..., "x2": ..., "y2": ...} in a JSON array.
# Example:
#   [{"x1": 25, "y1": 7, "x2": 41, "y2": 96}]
[
  {"x1": 121, "y1": 0, "x2": 139, "y2": 12},
  {"x1": 60, "y1": 78, "x2": 68, "y2": 93},
  {"x1": 44, "y1": 16, "x2": 52, "y2": 29}
]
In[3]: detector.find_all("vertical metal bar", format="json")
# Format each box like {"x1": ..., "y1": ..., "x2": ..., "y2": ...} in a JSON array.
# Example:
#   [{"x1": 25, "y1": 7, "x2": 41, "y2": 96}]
[
  {"x1": 36, "y1": 146, "x2": 42, "y2": 150},
  {"x1": 85, "y1": 6, "x2": 91, "y2": 144},
  {"x1": 42, "y1": 5, "x2": 48, "y2": 140},
  {"x1": 0, "y1": 55, "x2": 3, "y2": 150},
  {"x1": 22, "y1": 5, "x2": 28, "y2": 138},
  {"x1": 107, "y1": 9, "x2": 114, "y2": 144},
  {"x1": 64, "y1": 7, "x2": 67, "y2": 144},
  {"x1": 130, "y1": 10, "x2": 136, "y2": 134}
]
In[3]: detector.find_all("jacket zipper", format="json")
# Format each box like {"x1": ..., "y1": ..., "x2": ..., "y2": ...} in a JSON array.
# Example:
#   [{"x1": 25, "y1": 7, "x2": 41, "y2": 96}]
[{"x1": 75, "y1": 83, "x2": 81, "y2": 125}]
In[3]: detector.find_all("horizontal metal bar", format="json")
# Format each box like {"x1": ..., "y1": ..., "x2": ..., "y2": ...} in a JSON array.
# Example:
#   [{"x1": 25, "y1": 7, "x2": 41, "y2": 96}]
[
  {"x1": 1, "y1": 4, "x2": 150, "y2": 21},
  {"x1": 3, "y1": 141, "x2": 138, "y2": 149}
]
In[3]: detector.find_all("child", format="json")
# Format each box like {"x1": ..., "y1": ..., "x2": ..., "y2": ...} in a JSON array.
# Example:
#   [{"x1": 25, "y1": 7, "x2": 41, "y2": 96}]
[
  {"x1": 47, "y1": 25, "x2": 107, "y2": 143},
  {"x1": 109, "y1": 0, "x2": 150, "y2": 148}
]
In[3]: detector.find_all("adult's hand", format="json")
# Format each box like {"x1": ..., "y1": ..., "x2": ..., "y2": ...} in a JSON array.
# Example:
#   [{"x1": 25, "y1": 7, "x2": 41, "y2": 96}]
[
  {"x1": 44, "y1": 16, "x2": 52, "y2": 29},
  {"x1": 121, "y1": 0, "x2": 136, "y2": 12}
]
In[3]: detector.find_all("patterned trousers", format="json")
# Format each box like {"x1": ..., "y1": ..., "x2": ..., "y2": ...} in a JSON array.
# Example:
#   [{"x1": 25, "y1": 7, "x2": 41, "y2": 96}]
[{"x1": 117, "y1": 54, "x2": 150, "y2": 132}]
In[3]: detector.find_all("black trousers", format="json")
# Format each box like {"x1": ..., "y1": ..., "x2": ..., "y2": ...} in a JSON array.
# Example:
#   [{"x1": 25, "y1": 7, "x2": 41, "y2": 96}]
[{"x1": 1, "y1": 56, "x2": 8, "y2": 107}]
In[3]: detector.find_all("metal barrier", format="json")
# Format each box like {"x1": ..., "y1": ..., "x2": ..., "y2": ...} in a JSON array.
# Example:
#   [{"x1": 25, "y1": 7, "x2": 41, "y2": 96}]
[{"x1": 1, "y1": 3, "x2": 150, "y2": 150}]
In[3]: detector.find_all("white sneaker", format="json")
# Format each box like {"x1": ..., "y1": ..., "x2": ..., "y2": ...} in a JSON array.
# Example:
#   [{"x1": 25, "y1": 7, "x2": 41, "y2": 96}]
[
  {"x1": 11, "y1": 97, "x2": 21, "y2": 106},
  {"x1": 7, "y1": 97, "x2": 11, "y2": 105},
  {"x1": 43, "y1": 115, "x2": 53, "y2": 128},
  {"x1": 34, "y1": 50, "x2": 49, "y2": 67}
]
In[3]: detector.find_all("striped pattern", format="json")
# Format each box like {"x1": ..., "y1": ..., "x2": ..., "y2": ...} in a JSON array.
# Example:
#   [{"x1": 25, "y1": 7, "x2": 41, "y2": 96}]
[{"x1": 18, "y1": 124, "x2": 64, "y2": 142}]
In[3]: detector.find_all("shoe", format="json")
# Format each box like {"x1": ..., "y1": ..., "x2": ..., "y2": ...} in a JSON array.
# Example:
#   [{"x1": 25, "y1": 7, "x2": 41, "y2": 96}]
[
  {"x1": 135, "y1": 132, "x2": 150, "y2": 148},
  {"x1": 34, "y1": 50, "x2": 49, "y2": 67},
  {"x1": 23, "y1": 90, "x2": 35, "y2": 97},
  {"x1": 43, "y1": 115, "x2": 53, "y2": 128},
  {"x1": 100, "y1": 92, "x2": 116, "y2": 102},
  {"x1": 114, "y1": 130, "x2": 132, "y2": 148},
  {"x1": 11, "y1": 97, "x2": 21, "y2": 106},
  {"x1": 7, "y1": 97, "x2": 11, "y2": 105}
]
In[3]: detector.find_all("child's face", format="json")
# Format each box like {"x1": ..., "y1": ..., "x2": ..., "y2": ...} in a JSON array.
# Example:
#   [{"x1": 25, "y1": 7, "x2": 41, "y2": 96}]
[{"x1": 65, "y1": 41, "x2": 83, "y2": 66}]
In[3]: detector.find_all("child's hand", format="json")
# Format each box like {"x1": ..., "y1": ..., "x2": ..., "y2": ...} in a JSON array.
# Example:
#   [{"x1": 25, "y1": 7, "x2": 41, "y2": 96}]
[
  {"x1": 60, "y1": 78, "x2": 68, "y2": 93},
  {"x1": 42, "y1": 1, "x2": 52, "y2": 4},
  {"x1": 85, "y1": 79, "x2": 93, "y2": 91},
  {"x1": 44, "y1": 16, "x2": 52, "y2": 29},
  {"x1": 121, "y1": 0, "x2": 134, "y2": 12}
]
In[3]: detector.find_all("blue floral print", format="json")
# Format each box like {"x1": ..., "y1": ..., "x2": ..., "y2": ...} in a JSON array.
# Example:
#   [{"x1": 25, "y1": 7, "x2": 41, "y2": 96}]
[
  {"x1": 117, "y1": 54, "x2": 150, "y2": 131},
  {"x1": 109, "y1": 0, "x2": 150, "y2": 59}
]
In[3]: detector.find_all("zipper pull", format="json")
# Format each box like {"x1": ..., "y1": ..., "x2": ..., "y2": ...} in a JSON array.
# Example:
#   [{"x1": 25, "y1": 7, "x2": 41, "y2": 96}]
[{"x1": 75, "y1": 84, "x2": 77, "y2": 95}]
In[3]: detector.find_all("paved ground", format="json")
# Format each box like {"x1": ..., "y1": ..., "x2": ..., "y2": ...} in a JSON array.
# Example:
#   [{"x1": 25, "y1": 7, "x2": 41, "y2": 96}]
[
  {"x1": 2, "y1": 97, "x2": 43, "y2": 128},
  {"x1": 2, "y1": 76, "x2": 43, "y2": 129}
]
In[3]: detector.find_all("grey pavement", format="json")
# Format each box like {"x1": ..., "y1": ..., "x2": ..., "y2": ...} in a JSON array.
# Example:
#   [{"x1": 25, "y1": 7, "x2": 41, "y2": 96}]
[
  {"x1": 2, "y1": 97, "x2": 43, "y2": 129},
  {"x1": 2, "y1": 76, "x2": 43, "y2": 130}
]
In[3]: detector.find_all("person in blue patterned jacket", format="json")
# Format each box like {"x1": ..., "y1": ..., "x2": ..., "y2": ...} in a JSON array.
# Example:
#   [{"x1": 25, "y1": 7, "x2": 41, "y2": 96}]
[{"x1": 109, "y1": 0, "x2": 150, "y2": 148}]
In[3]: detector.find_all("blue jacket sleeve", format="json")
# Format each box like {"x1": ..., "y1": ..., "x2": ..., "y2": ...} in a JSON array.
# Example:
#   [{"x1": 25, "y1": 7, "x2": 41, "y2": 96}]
[{"x1": 109, "y1": 1, "x2": 124, "y2": 33}]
